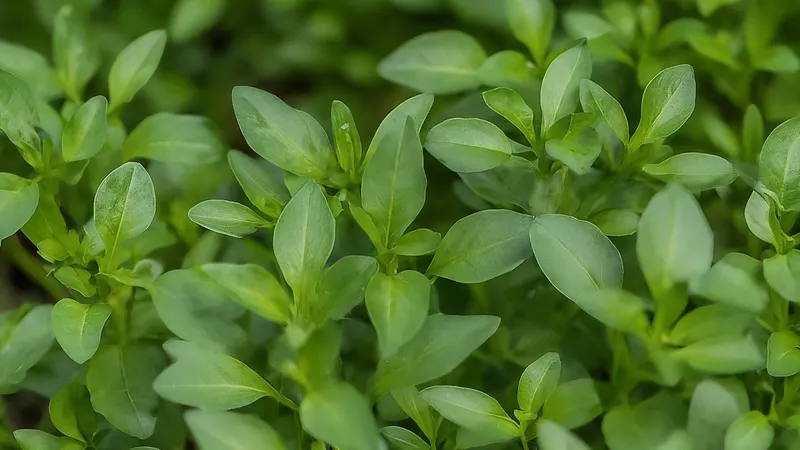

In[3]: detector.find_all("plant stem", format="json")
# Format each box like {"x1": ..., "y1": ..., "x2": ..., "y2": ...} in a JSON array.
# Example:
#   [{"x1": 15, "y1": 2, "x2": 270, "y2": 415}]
[{"x1": 1, "y1": 236, "x2": 65, "y2": 300}]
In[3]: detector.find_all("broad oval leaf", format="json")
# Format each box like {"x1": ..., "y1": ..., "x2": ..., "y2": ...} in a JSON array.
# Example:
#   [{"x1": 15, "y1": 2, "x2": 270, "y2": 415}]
[
  {"x1": 671, "y1": 334, "x2": 765, "y2": 374},
  {"x1": 541, "y1": 379, "x2": 602, "y2": 429},
  {"x1": 689, "y1": 252, "x2": 768, "y2": 313},
  {"x1": 200, "y1": 263, "x2": 291, "y2": 324},
  {"x1": 185, "y1": 410, "x2": 287, "y2": 450},
  {"x1": 575, "y1": 289, "x2": 650, "y2": 336},
  {"x1": 763, "y1": 250, "x2": 800, "y2": 303},
  {"x1": 366, "y1": 270, "x2": 430, "y2": 357},
  {"x1": 425, "y1": 118, "x2": 512, "y2": 173},
  {"x1": 123, "y1": 113, "x2": 225, "y2": 165},
  {"x1": 0, "y1": 305, "x2": 54, "y2": 387},
  {"x1": 62, "y1": 95, "x2": 107, "y2": 162},
  {"x1": 518, "y1": 352, "x2": 561, "y2": 413},
  {"x1": 364, "y1": 93, "x2": 434, "y2": 167},
  {"x1": 421, "y1": 386, "x2": 519, "y2": 441},
  {"x1": 51, "y1": 299, "x2": 111, "y2": 364},
  {"x1": 688, "y1": 378, "x2": 749, "y2": 450},
  {"x1": 53, "y1": 5, "x2": 100, "y2": 101},
  {"x1": 300, "y1": 382, "x2": 381, "y2": 450},
  {"x1": 108, "y1": 30, "x2": 167, "y2": 112},
  {"x1": 744, "y1": 191, "x2": 776, "y2": 245},
  {"x1": 188, "y1": 200, "x2": 270, "y2": 238},
  {"x1": 540, "y1": 43, "x2": 592, "y2": 133},
  {"x1": 428, "y1": 210, "x2": 534, "y2": 283},
  {"x1": 630, "y1": 65, "x2": 696, "y2": 149},
  {"x1": 724, "y1": 411, "x2": 773, "y2": 450},
  {"x1": 0, "y1": 70, "x2": 41, "y2": 166},
  {"x1": 312, "y1": 255, "x2": 379, "y2": 323},
  {"x1": 668, "y1": 304, "x2": 754, "y2": 346},
  {"x1": 767, "y1": 330, "x2": 800, "y2": 377},
  {"x1": 0, "y1": 173, "x2": 39, "y2": 241},
  {"x1": 392, "y1": 228, "x2": 441, "y2": 256},
  {"x1": 643, "y1": 153, "x2": 737, "y2": 191},
  {"x1": 589, "y1": 209, "x2": 639, "y2": 236}
]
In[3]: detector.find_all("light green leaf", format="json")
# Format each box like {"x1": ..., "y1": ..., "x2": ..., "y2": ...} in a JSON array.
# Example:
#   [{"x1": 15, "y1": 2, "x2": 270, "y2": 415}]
[
  {"x1": 87, "y1": 344, "x2": 164, "y2": 439},
  {"x1": 13, "y1": 430, "x2": 84, "y2": 450},
  {"x1": 742, "y1": 105, "x2": 763, "y2": 161},
  {"x1": 0, "y1": 305, "x2": 54, "y2": 387},
  {"x1": 108, "y1": 30, "x2": 166, "y2": 112},
  {"x1": 123, "y1": 113, "x2": 225, "y2": 164},
  {"x1": 643, "y1": 153, "x2": 737, "y2": 191},
  {"x1": 0, "y1": 173, "x2": 39, "y2": 241},
  {"x1": 331, "y1": 100, "x2": 362, "y2": 179},
  {"x1": 94, "y1": 162, "x2": 156, "y2": 269},
  {"x1": 541, "y1": 379, "x2": 601, "y2": 430},
  {"x1": 391, "y1": 386, "x2": 438, "y2": 441},
  {"x1": 199, "y1": 263, "x2": 291, "y2": 324},
  {"x1": 51, "y1": 299, "x2": 111, "y2": 364},
  {"x1": 690, "y1": 252, "x2": 768, "y2": 313},
  {"x1": 169, "y1": 0, "x2": 227, "y2": 43},
  {"x1": 0, "y1": 70, "x2": 41, "y2": 167},
  {"x1": 421, "y1": 386, "x2": 519, "y2": 442},
  {"x1": 228, "y1": 150, "x2": 289, "y2": 220},
  {"x1": 189, "y1": 200, "x2": 269, "y2": 238},
  {"x1": 373, "y1": 314, "x2": 500, "y2": 395},
  {"x1": 274, "y1": 180, "x2": 334, "y2": 304},
  {"x1": 477, "y1": 51, "x2": 538, "y2": 90},
  {"x1": 754, "y1": 45, "x2": 800, "y2": 74},
  {"x1": 540, "y1": 43, "x2": 592, "y2": 134},
  {"x1": 185, "y1": 410, "x2": 287, "y2": 450},
  {"x1": 744, "y1": 192, "x2": 776, "y2": 245},
  {"x1": 544, "y1": 118, "x2": 601, "y2": 175},
  {"x1": 382, "y1": 426, "x2": 430, "y2": 450},
  {"x1": 580, "y1": 79, "x2": 628, "y2": 144},
  {"x1": 48, "y1": 383, "x2": 86, "y2": 442},
  {"x1": 366, "y1": 270, "x2": 430, "y2": 357},
  {"x1": 538, "y1": 420, "x2": 590, "y2": 450},
  {"x1": 589, "y1": 210, "x2": 639, "y2": 236},
  {"x1": 312, "y1": 255, "x2": 379, "y2": 322},
  {"x1": 530, "y1": 214, "x2": 623, "y2": 303},
  {"x1": 630, "y1": 65, "x2": 696, "y2": 150},
  {"x1": 763, "y1": 250, "x2": 800, "y2": 303},
  {"x1": 575, "y1": 289, "x2": 650, "y2": 336},
  {"x1": 62, "y1": 95, "x2": 107, "y2": 162},
  {"x1": 53, "y1": 5, "x2": 99, "y2": 101},
  {"x1": 379, "y1": 30, "x2": 486, "y2": 94},
  {"x1": 767, "y1": 330, "x2": 800, "y2": 377},
  {"x1": 425, "y1": 118, "x2": 512, "y2": 173},
  {"x1": 363, "y1": 93, "x2": 433, "y2": 168},
  {"x1": 460, "y1": 156, "x2": 536, "y2": 210},
  {"x1": 482, "y1": 87, "x2": 536, "y2": 145},
  {"x1": 300, "y1": 382, "x2": 380, "y2": 450},
  {"x1": 671, "y1": 334, "x2": 765, "y2": 374},
  {"x1": 602, "y1": 393, "x2": 687, "y2": 450},
  {"x1": 428, "y1": 210, "x2": 534, "y2": 283},
  {"x1": 0, "y1": 40, "x2": 61, "y2": 100},
  {"x1": 668, "y1": 304, "x2": 754, "y2": 346},
  {"x1": 518, "y1": 352, "x2": 560, "y2": 413},
  {"x1": 760, "y1": 117, "x2": 800, "y2": 211},
  {"x1": 507, "y1": 0, "x2": 555, "y2": 65},
  {"x1": 54, "y1": 266, "x2": 96, "y2": 297},
  {"x1": 392, "y1": 229, "x2": 441, "y2": 256},
  {"x1": 688, "y1": 378, "x2": 748, "y2": 450},
  {"x1": 724, "y1": 411, "x2": 773, "y2": 450}
]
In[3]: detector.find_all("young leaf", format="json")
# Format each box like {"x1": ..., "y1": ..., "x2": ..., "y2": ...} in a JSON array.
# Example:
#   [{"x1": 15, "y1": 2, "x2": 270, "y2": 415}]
[
  {"x1": 108, "y1": 30, "x2": 167, "y2": 112},
  {"x1": 273, "y1": 180, "x2": 335, "y2": 304},
  {"x1": 362, "y1": 116, "x2": 426, "y2": 246},
  {"x1": 541, "y1": 379, "x2": 601, "y2": 429},
  {"x1": 185, "y1": 410, "x2": 287, "y2": 450},
  {"x1": 507, "y1": 0, "x2": 555, "y2": 65},
  {"x1": 642, "y1": 153, "x2": 737, "y2": 191},
  {"x1": 392, "y1": 228, "x2": 441, "y2": 256},
  {"x1": 379, "y1": 30, "x2": 486, "y2": 94},
  {"x1": 331, "y1": 100, "x2": 362, "y2": 178},
  {"x1": 759, "y1": 117, "x2": 800, "y2": 211},
  {"x1": 366, "y1": 270, "x2": 431, "y2": 357},
  {"x1": 690, "y1": 253, "x2": 768, "y2": 313},
  {"x1": 155, "y1": 340, "x2": 295, "y2": 410},
  {"x1": 421, "y1": 386, "x2": 519, "y2": 442},
  {"x1": 382, "y1": 426, "x2": 430, "y2": 450},
  {"x1": 518, "y1": 352, "x2": 561, "y2": 413},
  {"x1": 482, "y1": 87, "x2": 536, "y2": 145},
  {"x1": 671, "y1": 334, "x2": 765, "y2": 374},
  {"x1": 629, "y1": 65, "x2": 696, "y2": 150},
  {"x1": 51, "y1": 299, "x2": 111, "y2": 364},
  {"x1": 86, "y1": 344, "x2": 164, "y2": 439},
  {"x1": 364, "y1": 93, "x2": 434, "y2": 168},
  {"x1": 228, "y1": 150, "x2": 290, "y2": 219},
  {"x1": 425, "y1": 118, "x2": 512, "y2": 173},
  {"x1": 428, "y1": 210, "x2": 534, "y2": 283},
  {"x1": 580, "y1": 79, "x2": 629, "y2": 144},
  {"x1": 53, "y1": 5, "x2": 99, "y2": 101},
  {"x1": 0, "y1": 173, "x2": 39, "y2": 242},
  {"x1": 763, "y1": 250, "x2": 800, "y2": 303},
  {"x1": 724, "y1": 411, "x2": 773, "y2": 450},
  {"x1": 767, "y1": 330, "x2": 800, "y2": 377},
  {"x1": 13, "y1": 430, "x2": 83, "y2": 450},
  {"x1": 54, "y1": 266, "x2": 96, "y2": 297},
  {"x1": 123, "y1": 113, "x2": 225, "y2": 164},
  {"x1": 199, "y1": 263, "x2": 291, "y2": 324},
  {"x1": 540, "y1": 42, "x2": 592, "y2": 134},
  {"x1": 0, "y1": 305, "x2": 54, "y2": 386},
  {"x1": 94, "y1": 162, "x2": 156, "y2": 268},
  {"x1": 373, "y1": 314, "x2": 500, "y2": 394},
  {"x1": 312, "y1": 255, "x2": 379, "y2": 322},
  {"x1": 530, "y1": 214, "x2": 623, "y2": 303},
  {"x1": 188, "y1": 200, "x2": 269, "y2": 238},
  {"x1": 300, "y1": 382, "x2": 381, "y2": 450},
  {"x1": 62, "y1": 95, "x2": 108, "y2": 162},
  {"x1": 538, "y1": 420, "x2": 591, "y2": 450}
]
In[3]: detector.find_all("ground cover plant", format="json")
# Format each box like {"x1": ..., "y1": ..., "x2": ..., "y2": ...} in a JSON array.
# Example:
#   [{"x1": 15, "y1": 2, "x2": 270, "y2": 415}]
[{"x1": 3, "y1": 0, "x2": 800, "y2": 449}]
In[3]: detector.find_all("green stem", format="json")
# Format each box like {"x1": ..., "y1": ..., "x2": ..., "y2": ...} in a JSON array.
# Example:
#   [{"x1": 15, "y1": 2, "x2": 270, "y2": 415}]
[{"x1": 1, "y1": 236, "x2": 66, "y2": 300}]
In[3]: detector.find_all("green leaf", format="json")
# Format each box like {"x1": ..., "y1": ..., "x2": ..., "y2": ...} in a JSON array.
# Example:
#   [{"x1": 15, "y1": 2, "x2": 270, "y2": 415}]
[
  {"x1": 425, "y1": 118, "x2": 512, "y2": 173},
  {"x1": 364, "y1": 93, "x2": 434, "y2": 168},
  {"x1": 637, "y1": 183, "x2": 713, "y2": 296},
  {"x1": 602, "y1": 393, "x2": 687, "y2": 450},
  {"x1": 643, "y1": 153, "x2": 737, "y2": 191},
  {"x1": 668, "y1": 305, "x2": 754, "y2": 346},
  {"x1": 94, "y1": 162, "x2": 156, "y2": 268},
  {"x1": 482, "y1": 87, "x2": 536, "y2": 145},
  {"x1": 744, "y1": 192, "x2": 776, "y2": 245},
  {"x1": 460, "y1": 156, "x2": 536, "y2": 210},
  {"x1": 724, "y1": 411, "x2": 773, "y2": 450},
  {"x1": 382, "y1": 426, "x2": 430, "y2": 450},
  {"x1": 538, "y1": 420, "x2": 591, "y2": 450},
  {"x1": 228, "y1": 150, "x2": 289, "y2": 220},
  {"x1": 373, "y1": 314, "x2": 500, "y2": 395},
  {"x1": 54, "y1": 267, "x2": 96, "y2": 297},
  {"x1": 541, "y1": 379, "x2": 601, "y2": 429},
  {"x1": 188, "y1": 200, "x2": 270, "y2": 238},
  {"x1": 428, "y1": 210, "x2": 534, "y2": 283},
  {"x1": 185, "y1": 410, "x2": 286, "y2": 450},
  {"x1": 391, "y1": 386, "x2": 438, "y2": 441},
  {"x1": 580, "y1": 79, "x2": 628, "y2": 144},
  {"x1": 62, "y1": 95, "x2": 107, "y2": 162},
  {"x1": 575, "y1": 289, "x2": 650, "y2": 336},
  {"x1": 199, "y1": 263, "x2": 291, "y2": 324},
  {"x1": 507, "y1": 0, "x2": 555, "y2": 65},
  {"x1": 544, "y1": 116, "x2": 601, "y2": 175},
  {"x1": 518, "y1": 352, "x2": 560, "y2": 413},
  {"x1": 589, "y1": 210, "x2": 639, "y2": 237},
  {"x1": 630, "y1": 65, "x2": 696, "y2": 150},
  {"x1": 742, "y1": 105, "x2": 763, "y2": 160},
  {"x1": 123, "y1": 113, "x2": 225, "y2": 165},
  {"x1": 52, "y1": 5, "x2": 99, "y2": 101},
  {"x1": 421, "y1": 386, "x2": 519, "y2": 442},
  {"x1": 690, "y1": 253, "x2": 768, "y2": 313},
  {"x1": 108, "y1": 30, "x2": 167, "y2": 112},
  {"x1": 366, "y1": 270, "x2": 430, "y2": 357},
  {"x1": 0, "y1": 173, "x2": 39, "y2": 241},
  {"x1": 49, "y1": 383, "x2": 86, "y2": 442},
  {"x1": 477, "y1": 51, "x2": 538, "y2": 91},
  {"x1": 540, "y1": 43, "x2": 592, "y2": 134},
  {"x1": 330, "y1": 100, "x2": 362, "y2": 179},
  {"x1": 688, "y1": 378, "x2": 748, "y2": 450},
  {"x1": 0, "y1": 41, "x2": 61, "y2": 100},
  {"x1": 169, "y1": 0, "x2": 227, "y2": 43},
  {"x1": 379, "y1": 30, "x2": 486, "y2": 94},
  {"x1": 274, "y1": 180, "x2": 334, "y2": 304},
  {"x1": 0, "y1": 305, "x2": 54, "y2": 387},
  {"x1": 0, "y1": 70, "x2": 41, "y2": 167},
  {"x1": 671, "y1": 334, "x2": 765, "y2": 374},
  {"x1": 86, "y1": 344, "x2": 164, "y2": 439},
  {"x1": 763, "y1": 250, "x2": 800, "y2": 303},
  {"x1": 300, "y1": 382, "x2": 381, "y2": 450},
  {"x1": 767, "y1": 330, "x2": 800, "y2": 377},
  {"x1": 312, "y1": 255, "x2": 378, "y2": 322},
  {"x1": 13, "y1": 430, "x2": 84, "y2": 450},
  {"x1": 155, "y1": 340, "x2": 294, "y2": 410},
  {"x1": 392, "y1": 229, "x2": 441, "y2": 256},
  {"x1": 760, "y1": 117, "x2": 800, "y2": 211},
  {"x1": 232, "y1": 86, "x2": 339, "y2": 182},
  {"x1": 530, "y1": 214, "x2": 623, "y2": 303},
  {"x1": 51, "y1": 299, "x2": 111, "y2": 364},
  {"x1": 754, "y1": 45, "x2": 800, "y2": 74}
]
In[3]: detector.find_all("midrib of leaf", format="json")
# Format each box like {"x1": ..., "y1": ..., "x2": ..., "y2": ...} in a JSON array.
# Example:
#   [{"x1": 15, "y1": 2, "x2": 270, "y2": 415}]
[
  {"x1": 389, "y1": 64, "x2": 476, "y2": 77},
  {"x1": 77, "y1": 305, "x2": 90, "y2": 351},
  {"x1": 432, "y1": 228, "x2": 526, "y2": 275},
  {"x1": 434, "y1": 394, "x2": 515, "y2": 428},
  {"x1": 192, "y1": 213, "x2": 264, "y2": 227},
  {"x1": 534, "y1": 222, "x2": 601, "y2": 290},
  {"x1": 118, "y1": 348, "x2": 147, "y2": 436},
  {"x1": 383, "y1": 126, "x2": 404, "y2": 246},
  {"x1": 297, "y1": 193, "x2": 311, "y2": 294},
  {"x1": 429, "y1": 140, "x2": 508, "y2": 157},
  {"x1": 106, "y1": 170, "x2": 135, "y2": 268},
  {"x1": 644, "y1": 76, "x2": 687, "y2": 141},
  {"x1": 548, "y1": 49, "x2": 584, "y2": 129},
  {"x1": 660, "y1": 198, "x2": 680, "y2": 290},
  {"x1": 778, "y1": 137, "x2": 800, "y2": 205},
  {"x1": 236, "y1": 164, "x2": 282, "y2": 204}
]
